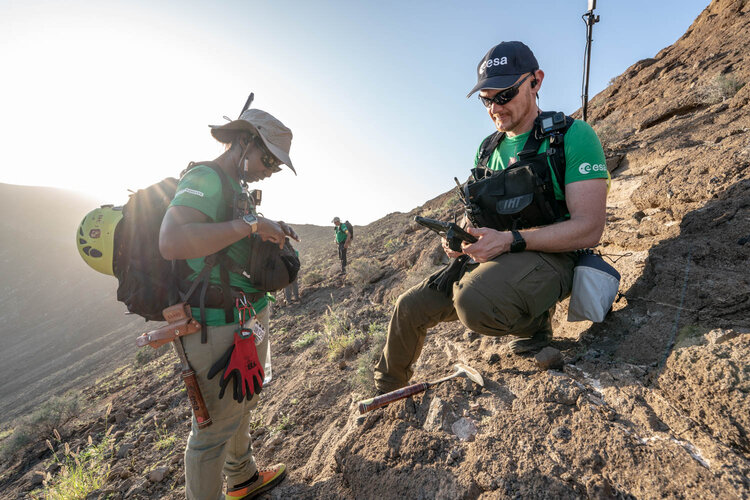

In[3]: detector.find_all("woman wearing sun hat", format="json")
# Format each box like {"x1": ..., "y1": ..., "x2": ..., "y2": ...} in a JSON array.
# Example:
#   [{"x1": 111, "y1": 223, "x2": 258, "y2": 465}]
[{"x1": 159, "y1": 104, "x2": 297, "y2": 500}]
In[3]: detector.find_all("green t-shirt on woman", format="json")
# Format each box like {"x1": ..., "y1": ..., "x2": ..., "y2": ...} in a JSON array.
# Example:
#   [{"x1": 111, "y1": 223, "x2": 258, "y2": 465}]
[{"x1": 169, "y1": 165, "x2": 267, "y2": 325}]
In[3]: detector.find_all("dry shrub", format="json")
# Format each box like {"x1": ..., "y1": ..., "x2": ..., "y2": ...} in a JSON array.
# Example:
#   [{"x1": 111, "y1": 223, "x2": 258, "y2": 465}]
[
  {"x1": 347, "y1": 258, "x2": 382, "y2": 286},
  {"x1": 698, "y1": 73, "x2": 744, "y2": 104}
]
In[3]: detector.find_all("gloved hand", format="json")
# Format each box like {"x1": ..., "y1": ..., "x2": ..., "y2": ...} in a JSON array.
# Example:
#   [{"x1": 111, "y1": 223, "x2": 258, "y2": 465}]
[{"x1": 207, "y1": 331, "x2": 264, "y2": 403}]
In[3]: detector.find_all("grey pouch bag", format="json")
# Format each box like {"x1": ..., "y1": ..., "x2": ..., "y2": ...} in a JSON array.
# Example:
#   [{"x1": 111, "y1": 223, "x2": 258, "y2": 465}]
[{"x1": 568, "y1": 252, "x2": 620, "y2": 322}]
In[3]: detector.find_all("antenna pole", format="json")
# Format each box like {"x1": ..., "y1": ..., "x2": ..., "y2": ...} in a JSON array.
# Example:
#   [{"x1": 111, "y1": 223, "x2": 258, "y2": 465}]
[{"x1": 581, "y1": 0, "x2": 600, "y2": 122}]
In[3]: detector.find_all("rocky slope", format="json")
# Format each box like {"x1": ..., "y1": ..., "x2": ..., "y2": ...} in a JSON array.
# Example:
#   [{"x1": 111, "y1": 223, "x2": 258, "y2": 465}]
[{"x1": 1, "y1": 0, "x2": 749, "y2": 498}]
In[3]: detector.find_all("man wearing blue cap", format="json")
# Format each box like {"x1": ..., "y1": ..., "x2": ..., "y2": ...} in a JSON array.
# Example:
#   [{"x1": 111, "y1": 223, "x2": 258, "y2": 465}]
[{"x1": 375, "y1": 41, "x2": 609, "y2": 393}]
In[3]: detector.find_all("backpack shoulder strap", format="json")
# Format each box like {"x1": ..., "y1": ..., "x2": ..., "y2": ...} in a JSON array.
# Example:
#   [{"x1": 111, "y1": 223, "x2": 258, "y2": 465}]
[
  {"x1": 477, "y1": 131, "x2": 505, "y2": 168},
  {"x1": 180, "y1": 161, "x2": 239, "y2": 338},
  {"x1": 530, "y1": 111, "x2": 575, "y2": 187}
]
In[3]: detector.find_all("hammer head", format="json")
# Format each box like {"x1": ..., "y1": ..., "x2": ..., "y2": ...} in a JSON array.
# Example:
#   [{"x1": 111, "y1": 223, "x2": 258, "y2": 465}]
[{"x1": 454, "y1": 363, "x2": 484, "y2": 387}]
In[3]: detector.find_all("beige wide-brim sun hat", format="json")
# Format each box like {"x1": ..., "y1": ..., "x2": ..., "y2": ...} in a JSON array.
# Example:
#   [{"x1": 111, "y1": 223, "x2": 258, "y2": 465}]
[{"x1": 209, "y1": 108, "x2": 296, "y2": 175}]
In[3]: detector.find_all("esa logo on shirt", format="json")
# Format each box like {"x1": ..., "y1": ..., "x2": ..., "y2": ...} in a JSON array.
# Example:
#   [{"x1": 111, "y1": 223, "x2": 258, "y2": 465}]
[{"x1": 578, "y1": 162, "x2": 606, "y2": 175}]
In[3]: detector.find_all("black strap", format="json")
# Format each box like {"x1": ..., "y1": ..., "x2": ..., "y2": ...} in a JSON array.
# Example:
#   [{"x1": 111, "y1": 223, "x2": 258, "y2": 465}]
[
  {"x1": 176, "y1": 161, "x2": 240, "y2": 342},
  {"x1": 477, "y1": 131, "x2": 504, "y2": 168}
]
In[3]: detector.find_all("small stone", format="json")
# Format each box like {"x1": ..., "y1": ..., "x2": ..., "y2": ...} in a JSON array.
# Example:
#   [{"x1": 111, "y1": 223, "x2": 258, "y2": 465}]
[
  {"x1": 535, "y1": 347, "x2": 563, "y2": 370},
  {"x1": 487, "y1": 353, "x2": 501, "y2": 365},
  {"x1": 116, "y1": 443, "x2": 133, "y2": 459},
  {"x1": 338, "y1": 360, "x2": 347, "y2": 370},
  {"x1": 424, "y1": 397, "x2": 454, "y2": 433},
  {"x1": 265, "y1": 433, "x2": 283, "y2": 450},
  {"x1": 552, "y1": 425, "x2": 571, "y2": 441},
  {"x1": 451, "y1": 417, "x2": 478, "y2": 442},
  {"x1": 148, "y1": 466, "x2": 169, "y2": 483}
]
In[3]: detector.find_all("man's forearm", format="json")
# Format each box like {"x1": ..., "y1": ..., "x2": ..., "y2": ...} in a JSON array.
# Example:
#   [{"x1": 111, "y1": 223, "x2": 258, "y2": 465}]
[{"x1": 521, "y1": 215, "x2": 604, "y2": 253}]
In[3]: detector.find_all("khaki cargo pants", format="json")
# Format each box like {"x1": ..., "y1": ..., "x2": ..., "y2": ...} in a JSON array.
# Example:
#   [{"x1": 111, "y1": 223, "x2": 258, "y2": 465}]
[
  {"x1": 179, "y1": 306, "x2": 270, "y2": 500},
  {"x1": 374, "y1": 251, "x2": 575, "y2": 392}
]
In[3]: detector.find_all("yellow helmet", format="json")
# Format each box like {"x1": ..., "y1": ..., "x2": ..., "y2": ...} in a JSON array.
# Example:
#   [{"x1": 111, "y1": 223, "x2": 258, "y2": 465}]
[{"x1": 76, "y1": 205, "x2": 123, "y2": 276}]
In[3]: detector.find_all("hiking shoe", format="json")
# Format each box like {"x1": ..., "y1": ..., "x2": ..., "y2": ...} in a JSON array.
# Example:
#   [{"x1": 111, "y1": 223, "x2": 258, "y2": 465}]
[
  {"x1": 226, "y1": 464, "x2": 286, "y2": 499},
  {"x1": 508, "y1": 329, "x2": 552, "y2": 354}
]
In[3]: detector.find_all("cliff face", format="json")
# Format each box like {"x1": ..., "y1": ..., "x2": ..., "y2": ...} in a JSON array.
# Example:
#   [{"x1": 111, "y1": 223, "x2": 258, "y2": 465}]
[{"x1": 2, "y1": 1, "x2": 749, "y2": 498}]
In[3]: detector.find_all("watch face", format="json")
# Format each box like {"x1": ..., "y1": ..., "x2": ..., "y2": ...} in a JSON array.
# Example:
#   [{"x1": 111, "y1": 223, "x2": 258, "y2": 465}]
[{"x1": 243, "y1": 214, "x2": 258, "y2": 225}]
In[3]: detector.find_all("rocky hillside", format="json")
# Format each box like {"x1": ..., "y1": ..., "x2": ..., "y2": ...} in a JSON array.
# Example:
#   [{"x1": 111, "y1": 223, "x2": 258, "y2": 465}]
[{"x1": 1, "y1": 0, "x2": 749, "y2": 498}]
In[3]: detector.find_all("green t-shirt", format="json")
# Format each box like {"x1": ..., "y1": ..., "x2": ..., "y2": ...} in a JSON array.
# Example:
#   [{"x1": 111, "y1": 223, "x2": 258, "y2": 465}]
[
  {"x1": 169, "y1": 165, "x2": 267, "y2": 325},
  {"x1": 334, "y1": 223, "x2": 349, "y2": 243},
  {"x1": 474, "y1": 119, "x2": 609, "y2": 201}
]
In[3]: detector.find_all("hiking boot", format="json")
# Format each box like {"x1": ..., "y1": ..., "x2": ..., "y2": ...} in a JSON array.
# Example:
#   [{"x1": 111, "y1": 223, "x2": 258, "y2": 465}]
[
  {"x1": 508, "y1": 329, "x2": 552, "y2": 354},
  {"x1": 226, "y1": 464, "x2": 286, "y2": 499}
]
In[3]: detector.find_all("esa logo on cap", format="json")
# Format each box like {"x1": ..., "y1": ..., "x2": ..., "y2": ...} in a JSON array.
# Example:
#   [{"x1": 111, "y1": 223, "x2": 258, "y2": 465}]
[{"x1": 479, "y1": 57, "x2": 509, "y2": 74}]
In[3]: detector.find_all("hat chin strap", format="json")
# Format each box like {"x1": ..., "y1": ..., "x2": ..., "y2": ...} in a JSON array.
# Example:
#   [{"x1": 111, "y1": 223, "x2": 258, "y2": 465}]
[{"x1": 236, "y1": 141, "x2": 253, "y2": 186}]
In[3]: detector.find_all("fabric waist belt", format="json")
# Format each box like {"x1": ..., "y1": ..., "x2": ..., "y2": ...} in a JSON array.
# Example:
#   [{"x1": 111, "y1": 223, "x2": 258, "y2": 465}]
[{"x1": 184, "y1": 284, "x2": 264, "y2": 309}]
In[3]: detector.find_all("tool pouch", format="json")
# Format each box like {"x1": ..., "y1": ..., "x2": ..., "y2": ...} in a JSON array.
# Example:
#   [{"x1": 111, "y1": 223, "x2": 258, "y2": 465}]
[
  {"x1": 135, "y1": 303, "x2": 202, "y2": 349},
  {"x1": 567, "y1": 251, "x2": 620, "y2": 322}
]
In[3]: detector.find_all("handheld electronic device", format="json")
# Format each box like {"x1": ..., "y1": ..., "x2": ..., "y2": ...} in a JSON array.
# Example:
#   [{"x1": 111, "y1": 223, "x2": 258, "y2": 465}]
[{"x1": 415, "y1": 216, "x2": 477, "y2": 251}]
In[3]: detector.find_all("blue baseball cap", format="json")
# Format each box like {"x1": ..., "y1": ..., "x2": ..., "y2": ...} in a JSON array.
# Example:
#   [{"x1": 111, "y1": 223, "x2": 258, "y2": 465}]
[{"x1": 467, "y1": 41, "x2": 539, "y2": 97}]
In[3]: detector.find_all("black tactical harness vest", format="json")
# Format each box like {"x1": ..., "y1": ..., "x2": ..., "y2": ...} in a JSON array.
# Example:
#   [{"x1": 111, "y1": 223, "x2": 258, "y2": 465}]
[{"x1": 462, "y1": 111, "x2": 574, "y2": 231}]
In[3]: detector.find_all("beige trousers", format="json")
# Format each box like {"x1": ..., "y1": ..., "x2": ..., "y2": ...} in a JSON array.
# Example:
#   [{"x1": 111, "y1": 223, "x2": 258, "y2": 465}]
[{"x1": 179, "y1": 307, "x2": 269, "y2": 500}]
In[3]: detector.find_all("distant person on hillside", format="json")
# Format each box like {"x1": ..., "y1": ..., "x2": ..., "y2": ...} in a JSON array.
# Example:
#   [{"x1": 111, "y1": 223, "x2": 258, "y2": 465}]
[
  {"x1": 332, "y1": 217, "x2": 351, "y2": 274},
  {"x1": 374, "y1": 41, "x2": 609, "y2": 393},
  {"x1": 284, "y1": 249, "x2": 300, "y2": 303},
  {"x1": 159, "y1": 106, "x2": 297, "y2": 499}
]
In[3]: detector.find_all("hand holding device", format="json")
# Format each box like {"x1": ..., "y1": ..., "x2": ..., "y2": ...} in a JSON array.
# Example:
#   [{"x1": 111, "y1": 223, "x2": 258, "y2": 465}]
[{"x1": 414, "y1": 216, "x2": 477, "y2": 252}]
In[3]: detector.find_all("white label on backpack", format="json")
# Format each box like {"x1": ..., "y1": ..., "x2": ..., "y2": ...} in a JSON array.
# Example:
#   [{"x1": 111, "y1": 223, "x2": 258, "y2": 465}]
[{"x1": 175, "y1": 188, "x2": 205, "y2": 198}]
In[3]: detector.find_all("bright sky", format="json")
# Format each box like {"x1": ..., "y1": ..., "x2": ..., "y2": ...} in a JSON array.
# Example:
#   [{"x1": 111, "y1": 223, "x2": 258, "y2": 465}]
[{"x1": 0, "y1": 0, "x2": 709, "y2": 226}]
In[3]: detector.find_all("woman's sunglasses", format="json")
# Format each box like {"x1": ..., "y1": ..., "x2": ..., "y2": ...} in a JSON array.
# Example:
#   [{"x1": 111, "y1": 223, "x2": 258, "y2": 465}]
[
  {"x1": 253, "y1": 135, "x2": 283, "y2": 173},
  {"x1": 479, "y1": 73, "x2": 533, "y2": 108}
]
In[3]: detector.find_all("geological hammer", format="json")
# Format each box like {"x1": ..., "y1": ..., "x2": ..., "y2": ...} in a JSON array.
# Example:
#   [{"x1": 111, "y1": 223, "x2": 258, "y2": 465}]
[{"x1": 358, "y1": 363, "x2": 484, "y2": 414}]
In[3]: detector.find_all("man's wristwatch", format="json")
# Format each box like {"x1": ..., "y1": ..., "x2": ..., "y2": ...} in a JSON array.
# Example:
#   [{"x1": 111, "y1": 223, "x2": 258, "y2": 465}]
[
  {"x1": 242, "y1": 213, "x2": 258, "y2": 234},
  {"x1": 509, "y1": 230, "x2": 526, "y2": 253}
]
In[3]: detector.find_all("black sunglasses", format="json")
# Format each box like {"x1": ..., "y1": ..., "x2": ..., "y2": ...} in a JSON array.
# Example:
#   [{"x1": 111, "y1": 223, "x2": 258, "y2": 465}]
[
  {"x1": 479, "y1": 73, "x2": 533, "y2": 108},
  {"x1": 252, "y1": 135, "x2": 282, "y2": 172}
]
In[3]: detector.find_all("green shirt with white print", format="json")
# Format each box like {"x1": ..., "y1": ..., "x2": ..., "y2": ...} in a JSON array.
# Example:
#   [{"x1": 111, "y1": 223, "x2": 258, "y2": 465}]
[
  {"x1": 169, "y1": 164, "x2": 267, "y2": 325},
  {"x1": 474, "y1": 118, "x2": 610, "y2": 201}
]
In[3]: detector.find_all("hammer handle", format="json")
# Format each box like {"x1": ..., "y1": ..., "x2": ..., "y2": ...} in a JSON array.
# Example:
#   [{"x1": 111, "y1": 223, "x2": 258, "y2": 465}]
[
  {"x1": 173, "y1": 338, "x2": 212, "y2": 428},
  {"x1": 358, "y1": 382, "x2": 429, "y2": 414},
  {"x1": 181, "y1": 368, "x2": 212, "y2": 429}
]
